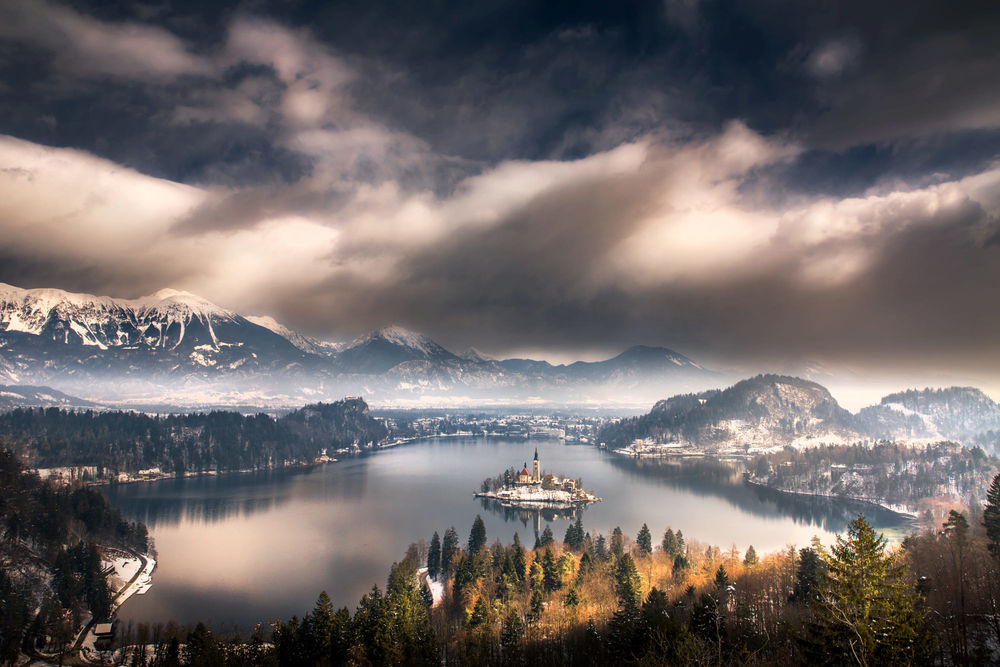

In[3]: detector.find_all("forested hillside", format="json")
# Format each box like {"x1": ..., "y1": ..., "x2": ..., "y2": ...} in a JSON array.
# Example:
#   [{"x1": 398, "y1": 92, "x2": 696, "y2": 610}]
[
  {"x1": 600, "y1": 377, "x2": 1000, "y2": 454},
  {"x1": 0, "y1": 451, "x2": 150, "y2": 663},
  {"x1": 598, "y1": 374, "x2": 856, "y2": 451},
  {"x1": 0, "y1": 398, "x2": 387, "y2": 479},
  {"x1": 747, "y1": 442, "x2": 999, "y2": 512}
]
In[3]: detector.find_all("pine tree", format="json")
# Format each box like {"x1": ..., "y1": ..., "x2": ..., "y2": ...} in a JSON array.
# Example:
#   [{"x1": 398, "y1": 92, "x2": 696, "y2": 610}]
[
  {"x1": 330, "y1": 606, "x2": 353, "y2": 664},
  {"x1": 535, "y1": 525, "x2": 554, "y2": 549},
  {"x1": 614, "y1": 553, "x2": 642, "y2": 609},
  {"x1": 427, "y1": 531, "x2": 441, "y2": 579},
  {"x1": 662, "y1": 527, "x2": 678, "y2": 557},
  {"x1": 611, "y1": 526, "x2": 625, "y2": 558},
  {"x1": 594, "y1": 534, "x2": 608, "y2": 560},
  {"x1": 805, "y1": 514, "x2": 931, "y2": 665},
  {"x1": 637, "y1": 523, "x2": 652, "y2": 555},
  {"x1": 564, "y1": 587, "x2": 580, "y2": 608},
  {"x1": 984, "y1": 472, "x2": 1000, "y2": 559},
  {"x1": 184, "y1": 622, "x2": 223, "y2": 667},
  {"x1": 714, "y1": 565, "x2": 730, "y2": 590},
  {"x1": 511, "y1": 533, "x2": 527, "y2": 582},
  {"x1": 529, "y1": 588, "x2": 545, "y2": 620},
  {"x1": 500, "y1": 606, "x2": 523, "y2": 661},
  {"x1": 542, "y1": 548, "x2": 561, "y2": 592},
  {"x1": 468, "y1": 515, "x2": 487, "y2": 553},
  {"x1": 442, "y1": 526, "x2": 459, "y2": 572},
  {"x1": 564, "y1": 515, "x2": 585, "y2": 551},
  {"x1": 468, "y1": 597, "x2": 489, "y2": 627},
  {"x1": 307, "y1": 591, "x2": 335, "y2": 661},
  {"x1": 791, "y1": 546, "x2": 825, "y2": 603},
  {"x1": 743, "y1": 545, "x2": 758, "y2": 567}
]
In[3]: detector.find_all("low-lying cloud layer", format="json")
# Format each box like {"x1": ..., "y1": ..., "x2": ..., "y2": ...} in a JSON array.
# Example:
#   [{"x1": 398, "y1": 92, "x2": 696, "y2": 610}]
[{"x1": 0, "y1": 0, "x2": 998, "y2": 381}]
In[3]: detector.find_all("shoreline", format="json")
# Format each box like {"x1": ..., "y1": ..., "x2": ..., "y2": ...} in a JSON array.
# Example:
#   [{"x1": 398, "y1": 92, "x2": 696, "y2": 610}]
[
  {"x1": 38, "y1": 431, "x2": 557, "y2": 487},
  {"x1": 743, "y1": 476, "x2": 920, "y2": 520}
]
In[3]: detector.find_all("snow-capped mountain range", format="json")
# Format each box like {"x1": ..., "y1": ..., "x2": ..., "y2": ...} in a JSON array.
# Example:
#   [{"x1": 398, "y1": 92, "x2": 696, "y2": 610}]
[{"x1": 0, "y1": 282, "x2": 716, "y2": 405}]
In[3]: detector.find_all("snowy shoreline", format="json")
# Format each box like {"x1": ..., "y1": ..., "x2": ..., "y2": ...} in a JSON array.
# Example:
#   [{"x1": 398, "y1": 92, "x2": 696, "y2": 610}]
[
  {"x1": 743, "y1": 476, "x2": 920, "y2": 520},
  {"x1": 475, "y1": 486, "x2": 601, "y2": 508}
]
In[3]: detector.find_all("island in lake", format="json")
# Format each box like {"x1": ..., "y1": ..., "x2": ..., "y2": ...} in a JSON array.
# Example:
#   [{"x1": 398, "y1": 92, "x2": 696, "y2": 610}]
[{"x1": 475, "y1": 449, "x2": 601, "y2": 508}]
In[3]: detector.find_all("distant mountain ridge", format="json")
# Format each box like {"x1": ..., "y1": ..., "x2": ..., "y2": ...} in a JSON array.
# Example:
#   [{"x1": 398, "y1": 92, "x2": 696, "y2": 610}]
[
  {"x1": 0, "y1": 384, "x2": 93, "y2": 409},
  {"x1": 0, "y1": 282, "x2": 716, "y2": 405},
  {"x1": 599, "y1": 375, "x2": 1000, "y2": 453}
]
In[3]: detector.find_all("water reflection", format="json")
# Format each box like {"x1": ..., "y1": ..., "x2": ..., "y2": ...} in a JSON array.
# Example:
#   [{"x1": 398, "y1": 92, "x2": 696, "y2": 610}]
[
  {"x1": 104, "y1": 437, "x2": 913, "y2": 630},
  {"x1": 477, "y1": 497, "x2": 586, "y2": 536},
  {"x1": 601, "y1": 454, "x2": 914, "y2": 536},
  {"x1": 106, "y1": 462, "x2": 369, "y2": 528}
]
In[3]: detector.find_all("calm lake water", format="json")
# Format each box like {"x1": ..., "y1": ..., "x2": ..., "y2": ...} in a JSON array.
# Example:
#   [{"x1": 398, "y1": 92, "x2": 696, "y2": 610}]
[{"x1": 104, "y1": 437, "x2": 911, "y2": 630}]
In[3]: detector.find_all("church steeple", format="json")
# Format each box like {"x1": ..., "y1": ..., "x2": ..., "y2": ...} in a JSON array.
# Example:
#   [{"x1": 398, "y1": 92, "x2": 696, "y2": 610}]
[
  {"x1": 534, "y1": 448, "x2": 538, "y2": 461},
  {"x1": 532, "y1": 448, "x2": 541, "y2": 482}
]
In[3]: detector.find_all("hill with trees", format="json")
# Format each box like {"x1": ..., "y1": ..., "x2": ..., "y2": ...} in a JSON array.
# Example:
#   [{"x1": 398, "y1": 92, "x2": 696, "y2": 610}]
[
  {"x1": 598, "y1": 374, "x2": 857, "y2": 452},
  {"x1": 0, "y1": 397, "x2": 388, "y2": 480},
  {"x1": 747, "y1": 441, "x2": 999, "y2": 514},
  {"x1": 599, "y1": 376, "x2": 1000, "y2": 454},
  {"x1": 0, "y1": 450, "x2": 150, "y2": 663}
]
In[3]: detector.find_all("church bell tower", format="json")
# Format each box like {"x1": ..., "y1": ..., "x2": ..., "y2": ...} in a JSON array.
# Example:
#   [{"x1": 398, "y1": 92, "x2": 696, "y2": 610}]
[{"x1": 532, "y1": 448, "x2": 540, "y2": 483}]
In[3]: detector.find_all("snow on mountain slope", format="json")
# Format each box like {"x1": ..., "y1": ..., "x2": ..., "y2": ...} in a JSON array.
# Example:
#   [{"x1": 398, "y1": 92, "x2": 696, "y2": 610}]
[
  {"x1": 358, "y1": 326, "x2": 449, "y2": 357},
  {"x1": 0, "y1": 282, "x2": 721, "y2": 404},
  {"x1": 333, "y1": 326, "x2": 459, "y2": 374},
  {"x1": 0, "y1": 282, "x2": 244, "y2": 350},
  {"x1": 246, "y1": 315, "x2": 342, "y2": 356}
]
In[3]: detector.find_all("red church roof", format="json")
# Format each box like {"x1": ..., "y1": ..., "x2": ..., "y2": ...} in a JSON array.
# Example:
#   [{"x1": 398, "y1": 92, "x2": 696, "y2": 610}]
[{"x1": 520, "y1": 467, "x2": 531, "y2": 476}]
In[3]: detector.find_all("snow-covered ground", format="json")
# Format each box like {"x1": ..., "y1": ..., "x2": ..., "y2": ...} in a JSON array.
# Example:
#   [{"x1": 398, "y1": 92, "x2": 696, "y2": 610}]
[
  {"x1": 417, "y1": 567, "x2": 445, "y2": 607},
  {"x1": 477, "y1": 483, "x2": 600, "y2": 506},
  {"x1": 79, "y1": 551, "x2": 156, "y2": 662}
]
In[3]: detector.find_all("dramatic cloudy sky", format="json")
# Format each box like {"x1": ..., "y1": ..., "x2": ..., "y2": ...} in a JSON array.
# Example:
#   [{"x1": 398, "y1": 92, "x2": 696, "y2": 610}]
[{"x1": 1, "y1": 0, "x2": 999, "y2": 380}]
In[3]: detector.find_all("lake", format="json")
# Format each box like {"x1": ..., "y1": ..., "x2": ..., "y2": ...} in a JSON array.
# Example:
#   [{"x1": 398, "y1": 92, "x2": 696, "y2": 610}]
[{"x1": 104, "y1": 437, "x2": 911, "y2": 630}]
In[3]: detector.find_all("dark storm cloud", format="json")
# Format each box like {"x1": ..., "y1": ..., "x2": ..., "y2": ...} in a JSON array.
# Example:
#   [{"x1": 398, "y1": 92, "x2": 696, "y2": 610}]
[
  {"x1": 302, "y1": 165, "x2": 1000, "y2": 375},
  {"x1": 0, "y1": 0, "x2": 999, "y2": 380}
]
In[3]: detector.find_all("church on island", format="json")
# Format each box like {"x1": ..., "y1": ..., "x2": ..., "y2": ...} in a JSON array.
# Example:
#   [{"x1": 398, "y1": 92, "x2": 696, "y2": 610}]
[
  {"x1": 517, "y1": 449, "x2": 542, "y2": 485},
  {"x1": 476, "y1": 449, "x2": 600, "y2": 507}
]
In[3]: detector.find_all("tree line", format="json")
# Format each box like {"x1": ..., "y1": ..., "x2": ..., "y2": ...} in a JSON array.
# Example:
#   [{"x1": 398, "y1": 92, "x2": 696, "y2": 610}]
[{"x1": 0, "y1": 398, "x2": 388, "y2": 478}]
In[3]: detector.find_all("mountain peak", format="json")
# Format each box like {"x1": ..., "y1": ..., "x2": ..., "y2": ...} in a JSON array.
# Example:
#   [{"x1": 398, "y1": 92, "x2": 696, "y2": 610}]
[
  {"x1": 363, "y1": 326, "x2": 441, "y2": 353},
  {"x1": 461, "y1": 346, "x2": 495, "y2": 362},
  {"x1": 137, "y1": 288, "x2": 233, "y2": 318}
]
